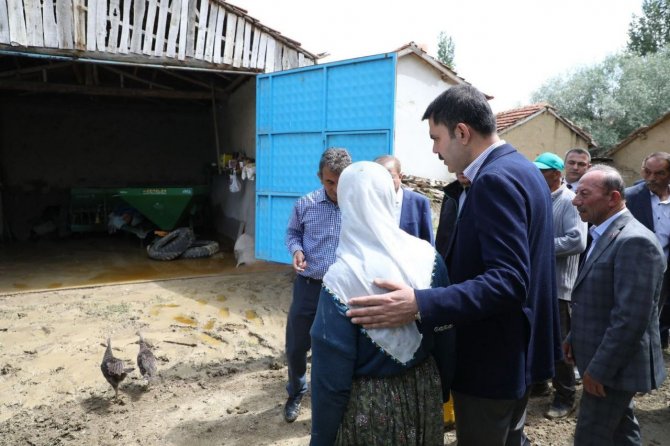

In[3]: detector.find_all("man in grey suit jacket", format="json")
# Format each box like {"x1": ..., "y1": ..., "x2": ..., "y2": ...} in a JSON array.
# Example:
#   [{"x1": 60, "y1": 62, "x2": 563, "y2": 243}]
[{"x1": 566, "y1": 165, "x2": 667, "y2": 445}]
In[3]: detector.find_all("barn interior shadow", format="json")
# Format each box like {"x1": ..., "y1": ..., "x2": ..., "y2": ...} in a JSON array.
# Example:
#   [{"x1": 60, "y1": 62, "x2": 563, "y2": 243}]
[{"x1": 0, "y1": 233, "x2": 285, "y2": 295}]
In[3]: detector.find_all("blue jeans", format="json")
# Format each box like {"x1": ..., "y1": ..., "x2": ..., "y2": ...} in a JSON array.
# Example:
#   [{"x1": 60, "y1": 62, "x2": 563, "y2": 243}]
[{"x1": 285, "y1": 275, "x2": 322, "y2": 398}]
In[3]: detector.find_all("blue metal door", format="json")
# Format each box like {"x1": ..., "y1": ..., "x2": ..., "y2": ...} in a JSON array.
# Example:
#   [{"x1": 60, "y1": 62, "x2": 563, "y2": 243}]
[{"x1": 255, "y1": 54, "x2": 397, "y2": 263}]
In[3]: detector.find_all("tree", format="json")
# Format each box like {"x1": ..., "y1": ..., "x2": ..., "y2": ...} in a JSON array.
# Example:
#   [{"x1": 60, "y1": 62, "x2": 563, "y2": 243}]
[
  {"x1": 437, "y1": 32, "x2": 456, "y2": 68},
  {"x1": 628, "y1": 0, "x2": 670, "y2": 55},
  {"x1": 531, "y1": 49, "x2": 670, "y2": 149}
]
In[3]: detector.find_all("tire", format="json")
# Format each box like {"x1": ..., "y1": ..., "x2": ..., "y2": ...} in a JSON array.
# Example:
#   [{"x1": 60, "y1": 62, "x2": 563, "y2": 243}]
[
  {"x1": 180, "y1": 240, "x2": 220, "y2": 259},
  {"x1": 146, "y1": 227, "x2": 195, "y2": 261}
]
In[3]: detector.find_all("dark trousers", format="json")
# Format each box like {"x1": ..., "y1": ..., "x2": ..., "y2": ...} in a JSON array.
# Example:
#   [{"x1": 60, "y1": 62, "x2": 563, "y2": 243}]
[
  {"x1": 659, "y1": 305, "x2": 670, "y2": 347},
  {"x1": 552, "y1": 300, "x2": 576, "y2": 405},
  {"x1": 285, "y1": 275, "x2": 322, "y2": 399},
  {"x1": 452, "y1": 388, "x2": 531, "y2": 446},
  {"x1": 658, "y1": 274, "x2": 670, "y2": 347},
  {"x1": 574, "y1": 387, "x2": 639, "y2": 445}
]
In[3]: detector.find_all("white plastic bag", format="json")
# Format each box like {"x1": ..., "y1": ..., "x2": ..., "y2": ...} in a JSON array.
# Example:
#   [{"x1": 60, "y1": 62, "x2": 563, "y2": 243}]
[
  {"x1": 241, "y1": 164, "x2": 256, "y2": 181},
  {"x1": 229, "y1": 173, "x2": 241, "y2": 193}
]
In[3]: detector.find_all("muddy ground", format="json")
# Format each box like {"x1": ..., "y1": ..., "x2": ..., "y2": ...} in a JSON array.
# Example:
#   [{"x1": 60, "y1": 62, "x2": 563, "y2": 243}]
[{"x1": 1, "y1": 268, "x2": 669, "y2": 445}]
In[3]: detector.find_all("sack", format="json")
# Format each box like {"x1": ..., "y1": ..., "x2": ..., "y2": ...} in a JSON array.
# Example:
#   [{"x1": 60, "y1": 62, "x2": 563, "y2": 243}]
[{"x1": 233, "y1": 233, "x2": 257, "y2": 267}]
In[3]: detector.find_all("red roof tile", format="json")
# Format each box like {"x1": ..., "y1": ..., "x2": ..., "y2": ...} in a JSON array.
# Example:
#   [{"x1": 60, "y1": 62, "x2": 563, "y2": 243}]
[
  {"x1": 496, "y1": 103, "x2": 550, "y2": 133},
  {"x1": 496, "y1": 103, "x2": 596, "y2": 147}
]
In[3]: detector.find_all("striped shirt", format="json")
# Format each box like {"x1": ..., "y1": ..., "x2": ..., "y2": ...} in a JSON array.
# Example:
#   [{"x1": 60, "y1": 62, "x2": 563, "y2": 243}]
[{"x1": 286, "y1": 188, "x2": 341, "y2": 280}]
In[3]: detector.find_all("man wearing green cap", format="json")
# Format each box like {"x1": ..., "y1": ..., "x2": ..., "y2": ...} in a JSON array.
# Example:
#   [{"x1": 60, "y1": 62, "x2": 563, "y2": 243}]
[{"x1": 534, "y1": 152, "x2": 588, "y2": 419}]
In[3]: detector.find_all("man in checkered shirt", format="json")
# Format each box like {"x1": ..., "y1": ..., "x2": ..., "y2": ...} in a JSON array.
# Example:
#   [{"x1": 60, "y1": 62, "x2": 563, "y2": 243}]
[{"x1": 283, "y1": 147, "x2": 352, "y2": 423}]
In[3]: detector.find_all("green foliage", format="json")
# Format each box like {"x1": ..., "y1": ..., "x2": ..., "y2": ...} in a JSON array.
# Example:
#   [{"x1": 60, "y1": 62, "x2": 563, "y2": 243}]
[
  {"x1": 628, "y1": 0, "x2": 670, "y2": 55},
  {"x1": 531, "y1": 49, "x2": 670, "y2": 149},
  {"x1": 437, "y1": 32, "x2": 456, "y2": 69}
]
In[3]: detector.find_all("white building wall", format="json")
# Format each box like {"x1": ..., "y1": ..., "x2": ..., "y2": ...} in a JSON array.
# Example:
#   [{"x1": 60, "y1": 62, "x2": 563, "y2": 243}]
[
  {"x1": 214, "y1": 78, "x2": 257, "y2": 241},
  {"x1": 395, "y1": 55, "x2": 456, "y2": 181}
]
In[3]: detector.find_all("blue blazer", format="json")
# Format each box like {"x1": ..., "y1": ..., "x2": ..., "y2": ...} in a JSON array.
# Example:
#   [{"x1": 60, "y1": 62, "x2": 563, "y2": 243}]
[
  {"x1": 626, "y1": 181, "x2": 670, "y2": 306},
  {"x1": 400, "y1": 189, "x2": 434, "y2": 245},
  {"x1": 626, "y1": 181, "x2": 654, "y2": 229},
  {"x1": 415, "y1": 143, "x2": 561, "y2": 400}
]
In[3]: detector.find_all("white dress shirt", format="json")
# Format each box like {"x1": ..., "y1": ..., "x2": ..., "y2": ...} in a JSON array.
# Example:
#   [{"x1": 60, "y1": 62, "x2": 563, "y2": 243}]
[{"x1": 393, "y1": 186, "x2": 404, "y2": 226}]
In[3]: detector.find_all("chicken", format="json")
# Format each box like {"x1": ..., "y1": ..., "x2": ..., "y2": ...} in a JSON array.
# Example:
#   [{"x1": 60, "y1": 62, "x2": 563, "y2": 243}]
[
  {"x1": 100, "y1": 337, "x2": 134, "y2": 399},
  {"x1": 136, "y1": 332, "x2": 157, "y2": 385}
]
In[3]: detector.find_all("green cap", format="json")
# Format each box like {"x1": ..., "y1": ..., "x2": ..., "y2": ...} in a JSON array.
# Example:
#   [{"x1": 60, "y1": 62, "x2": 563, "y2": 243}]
[{"x1": 533, "y1": 152, "x2": 564, "y2": 171}]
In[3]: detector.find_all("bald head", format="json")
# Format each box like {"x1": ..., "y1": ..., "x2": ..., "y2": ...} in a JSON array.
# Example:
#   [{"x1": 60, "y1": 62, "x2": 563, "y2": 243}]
[{"x1": 374, "y1": 155, "x2": 402, "y2": 192}]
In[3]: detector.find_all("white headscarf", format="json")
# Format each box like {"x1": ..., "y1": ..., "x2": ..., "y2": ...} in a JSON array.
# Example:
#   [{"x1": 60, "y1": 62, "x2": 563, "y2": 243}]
[{"x1": 323, "y1": 161, "x2": 436, "y2": 364}]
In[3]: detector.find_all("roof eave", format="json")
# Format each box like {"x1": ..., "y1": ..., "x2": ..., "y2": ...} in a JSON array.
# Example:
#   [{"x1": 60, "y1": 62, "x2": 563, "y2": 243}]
[
  {"x1": 395, "y1": 42, "x2": 493, "y2": 99},
  {"x1": 607, "y1": 109, "x2": 670, "y2": 156}
]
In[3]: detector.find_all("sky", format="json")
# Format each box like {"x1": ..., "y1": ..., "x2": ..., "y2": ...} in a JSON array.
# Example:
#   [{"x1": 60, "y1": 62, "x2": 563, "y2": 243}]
[{"x1": 229, "y1": 0, "x2": 643, "y2": 113}]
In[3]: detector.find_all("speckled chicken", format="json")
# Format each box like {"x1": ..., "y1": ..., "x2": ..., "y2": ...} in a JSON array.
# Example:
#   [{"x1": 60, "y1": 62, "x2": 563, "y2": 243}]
[
  {"x1": 136, "y1": 332, "x2": 157, "y2": 384},
  {"x1": 100, "y1": 337, "x2": 135, "y2": 399}
]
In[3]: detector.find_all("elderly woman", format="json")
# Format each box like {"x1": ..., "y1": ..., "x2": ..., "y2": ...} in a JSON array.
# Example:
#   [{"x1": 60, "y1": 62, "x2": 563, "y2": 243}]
[{"x1": 309, "y1": 161, "x2": 454, "y2": 446}]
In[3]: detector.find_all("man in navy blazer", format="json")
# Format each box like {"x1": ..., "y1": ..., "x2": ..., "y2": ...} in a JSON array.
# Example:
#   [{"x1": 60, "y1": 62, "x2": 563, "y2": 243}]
[
  {"x1": 347, "y1": 85, "x2": 561, "y2": 446},
  {"x1": 625, "y1": 152, "x2": 670, "y2": 348},
  {"x1": 376, "y1": 155, "x2": 434, "y2": 244},
  {"x1": 566, "y1": 165, "x2": 666, "y2": 444}
]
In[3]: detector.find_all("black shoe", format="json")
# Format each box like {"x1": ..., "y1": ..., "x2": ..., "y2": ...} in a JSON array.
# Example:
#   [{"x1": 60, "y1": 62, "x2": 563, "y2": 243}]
[
  {"x1": 545, "y1": 400, "x2": 576, "y2": 419},
  {"x1": 529, "y1": 381, "x2": 551, "y2": 397},
  {"x1": 283, "y1": 394, "x2": 303, "y2": 423}
]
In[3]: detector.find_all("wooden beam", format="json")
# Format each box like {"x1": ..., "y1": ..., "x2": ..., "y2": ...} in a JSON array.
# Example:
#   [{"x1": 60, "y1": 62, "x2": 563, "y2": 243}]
[
  {"x1": 0, "y1": 61, "x2": 72, "y2": 78},
  {"x1": 99, "y1": 64, "x2": 175, "y2": 90},
  {"x1": 158, "y1": 68, "x2": 219, "y2": 91},
  {"x1": 0, "y1": 45, "x2": 264, "y2": 74},
  {"x1": 0, "y1": 79, "x2": 227, "y2": 100}
]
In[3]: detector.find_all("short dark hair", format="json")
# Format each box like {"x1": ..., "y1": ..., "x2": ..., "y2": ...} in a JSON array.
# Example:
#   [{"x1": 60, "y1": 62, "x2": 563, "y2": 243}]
[
  {"x1": 318, "y1": 147, "x2": 352, "y2": 177},
  {"x1": 422, "y1": 84, "x2": 496, "y2": 137},
  {"x1": 588, "y1": 164, "x2": 626, "y2": 199},
  {"x1": 564, "y1": 148, "x2": 591, "y2": 163}
]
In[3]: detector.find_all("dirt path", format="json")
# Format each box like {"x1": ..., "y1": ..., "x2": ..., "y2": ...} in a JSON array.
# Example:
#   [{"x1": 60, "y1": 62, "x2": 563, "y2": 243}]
[{"x1": 1, "y1": 270, "x2": 669, "y2": 445}]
